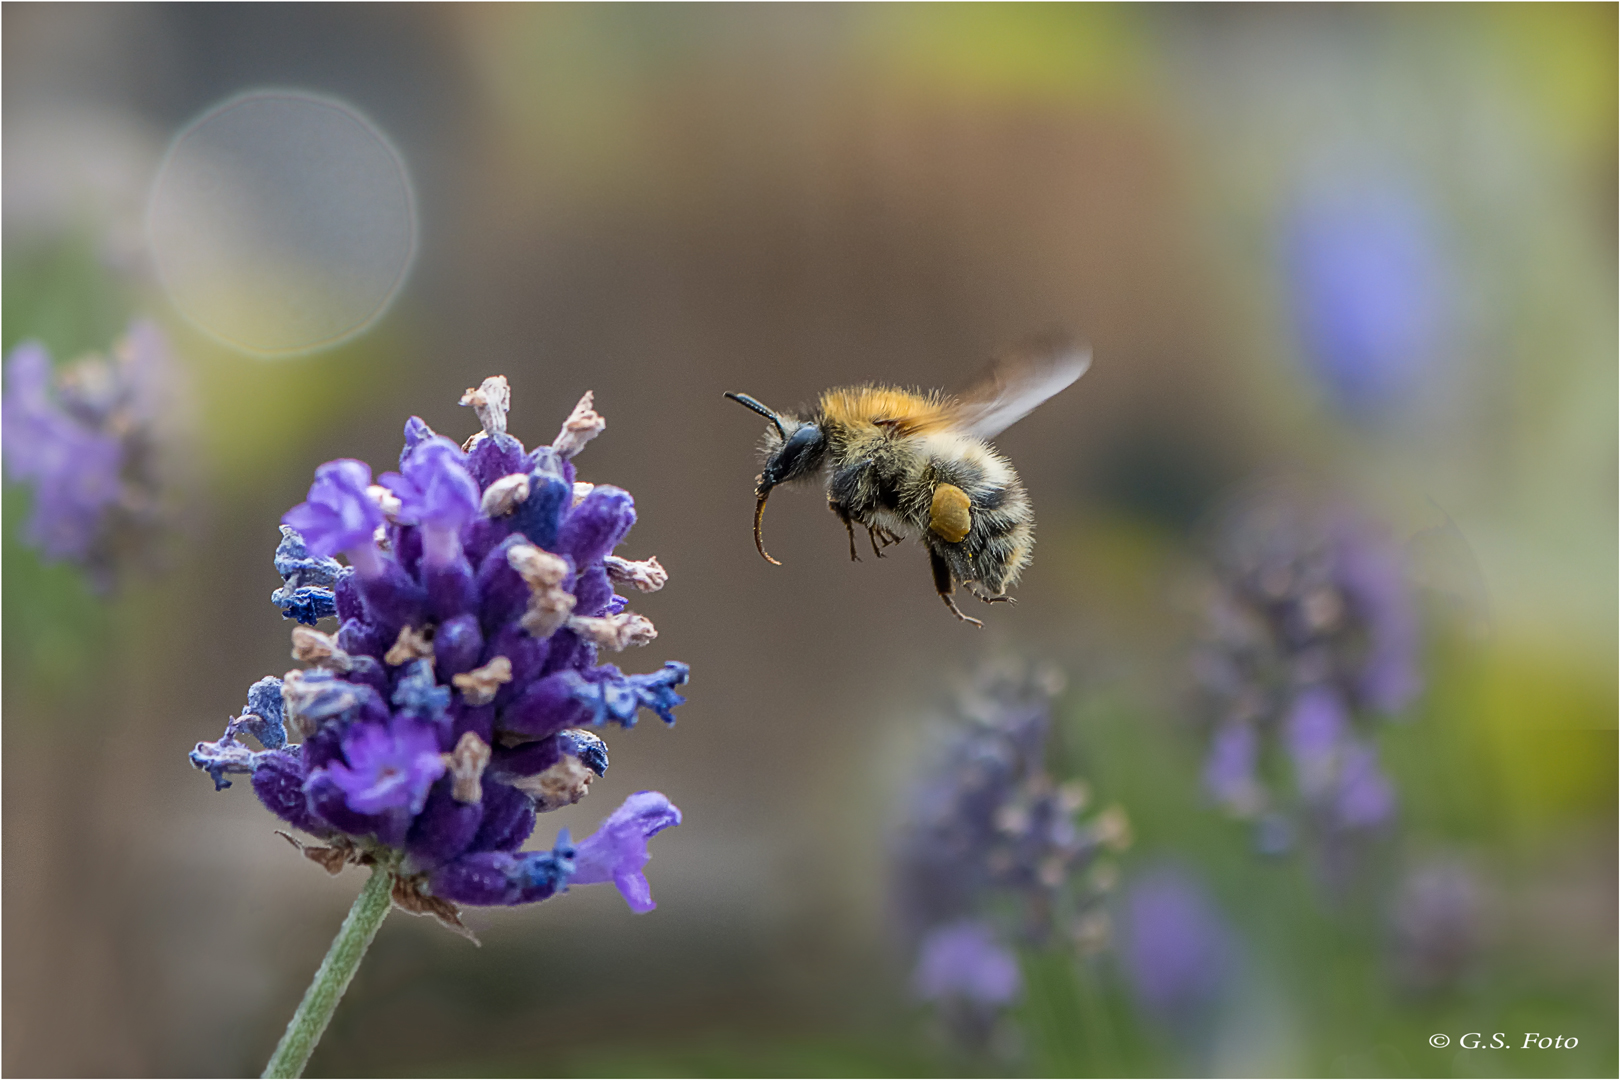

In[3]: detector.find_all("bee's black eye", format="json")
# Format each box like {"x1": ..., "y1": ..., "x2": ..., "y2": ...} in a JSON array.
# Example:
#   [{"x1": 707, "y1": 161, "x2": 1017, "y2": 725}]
[{"x1": 762, "y1": 423, "x2": 824, "y2": 488}]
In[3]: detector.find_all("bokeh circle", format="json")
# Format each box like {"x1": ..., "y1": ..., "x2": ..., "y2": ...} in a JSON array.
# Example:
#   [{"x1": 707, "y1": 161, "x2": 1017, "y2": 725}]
[{"x1": 147, "y1": 89, "x2": 416, "y2": 356}]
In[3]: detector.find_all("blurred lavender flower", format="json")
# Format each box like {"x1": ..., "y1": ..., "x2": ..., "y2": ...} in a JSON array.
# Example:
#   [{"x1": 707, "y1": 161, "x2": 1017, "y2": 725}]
[
  {"x1": 1118, "y1": 865, "x2": 1235, "y2": 1028},
  {"x1": 1283, "y1": 184, "x2": 1451, "y2": 421},
  {"x1": 1390, "y1": 857, "x2": 1487, "y2": 991},
  {"x1": 2, "y1": 320, "x2": 180, "y2": 587},
  {"x1": 913, "y1": 919, "x2": 1023, "y2": 1007},
  {"x1": 892, "y1": 662, "x2": 1130, "y2": 1026},
  {"x1": 191, "y1": 378, "x2": 687, "y2": 935},
  {"x1": 1193, "y1": 487, "x2": 1419, "y2": 856}
]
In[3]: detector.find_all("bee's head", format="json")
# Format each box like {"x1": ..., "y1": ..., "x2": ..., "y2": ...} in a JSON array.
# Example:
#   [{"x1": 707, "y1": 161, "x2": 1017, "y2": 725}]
[{"x1": 724, "y1": 391, "x2": 826, "y2": 565}]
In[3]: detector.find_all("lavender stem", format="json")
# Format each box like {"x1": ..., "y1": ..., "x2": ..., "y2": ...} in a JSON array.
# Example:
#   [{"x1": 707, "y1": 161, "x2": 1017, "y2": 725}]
[{"x1": 262, "y1": 868, "x2": 392, "y2": 1078}]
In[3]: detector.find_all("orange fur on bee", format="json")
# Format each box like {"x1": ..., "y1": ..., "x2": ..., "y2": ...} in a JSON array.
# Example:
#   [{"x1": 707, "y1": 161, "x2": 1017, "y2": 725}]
[{"x1": 817, "y1": 386, "x2": 959, "y2": 438}]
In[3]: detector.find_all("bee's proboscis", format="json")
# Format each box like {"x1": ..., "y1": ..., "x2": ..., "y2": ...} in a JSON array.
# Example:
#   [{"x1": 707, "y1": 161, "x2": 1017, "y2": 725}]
[{"x1": 752, "y1": 488, "x2": 781, "y2": 565}]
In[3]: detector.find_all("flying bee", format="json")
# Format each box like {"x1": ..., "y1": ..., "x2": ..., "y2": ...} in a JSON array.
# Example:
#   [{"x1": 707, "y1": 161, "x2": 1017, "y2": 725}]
[{"x1": 725, "y1": 333, "x2": 1091, "y2": 626}]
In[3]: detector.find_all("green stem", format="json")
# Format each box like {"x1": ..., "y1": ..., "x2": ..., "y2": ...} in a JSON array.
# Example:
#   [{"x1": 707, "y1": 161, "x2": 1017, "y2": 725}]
[
  {"x1": 262, "y1": 867, "x2": 393, "y2": 1079},
  {"x1": 1074, "y1": 955, "x2": 1120, "y2": 1076}
]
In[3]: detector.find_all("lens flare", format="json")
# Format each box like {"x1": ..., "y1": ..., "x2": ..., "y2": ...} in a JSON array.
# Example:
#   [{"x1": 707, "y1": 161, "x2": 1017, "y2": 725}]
[{"x1": 146, "y1": 89, "x2": 416, "y2": 357}]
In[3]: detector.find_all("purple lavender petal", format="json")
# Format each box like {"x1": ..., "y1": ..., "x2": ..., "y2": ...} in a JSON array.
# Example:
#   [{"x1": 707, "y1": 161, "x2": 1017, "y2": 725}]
[
  {"x1": 404, "y1": 780, "x2": 485, "y2": 869},
  {"x1": 474, "y1": 535, "x2": 544, "y2": 634},
  {"x1": 337, "y1": 616, "x2": 388, "y2": 661},
  {"x1": 305, "y1": 770, "x2": 384, "y2": 837},
  {"x1": 465, "y1": 431, "x2": 529, "y2": 490},
  {"x1": 344, "y1": 656, "x2": 391, "y2": 699},
  {"x1": 1334, "y1": 522, "x2": 1421, "y2": 713},
  {"x1": 499, "y1": 672, "x2": 591, "y2": 739},
  {"x1": 378, "y1": 437, "x2": 480, "y2": 534},
  {"x1": 449, "y1": 700, "x2": 495, "y2": 749},
  {"x1": 486, "y1": 624, "x2": 555, "y2": 705},
  {"x1": 537, "y1": 627, "x2": 587, "y2": 677},
  {"x1": 334, "y1": 569, "x2": 365, "y2": 623},
  {"x1": 461, "y1": 515, "x2": 512, "y2": 570},
  {"x1": 390, "y1": 522, "x2": 424, "y2": 579},
  {"x1": 319, "y1": 718, "x2": 446, "y2": 816},
  {"x1": 428, "y1": 852, "x2": 516, "y2": 905},
  {"x1": 489, "y1": 733, "x2": 566, "y2": 778},
  {"x1": 282, "y1": 459, "x2": 383, "y2": 559},
  {"x1": 467, "y1": 780, "x2": 536, "y2": 854},
  {"x1": 510, "y1": 472, "x2": 571, "y2": 550},
  {"x1": 554, "y1": 485, "x2": 635, "y2": 567},
  {"x1": 428, "y1": 835, "x2": 573, "y2": 906},
  {"x1": 432, "y1": 614, "x2": 484, "y2": 679},
  {"x1": 399, "y1": 416, "x2": 436, "y2": 468},
  {"x1": 1285, "y1": 688, "x2": 1348, "y2": 801},
  {"x1": 571, "y1": 563, "x2": 615, "y2": 617},
  {"x1": 250, "y1": 748, "x2": 329, "y2": 835},
  {"x1": 912, "y1": 919, "x2": 1022, "y2": 1006},
  {"x1": 1120, "y1": 866, "x2": 1234, "y2": 1022},
  {"x1": 299, "y1": 721, "x2": 346, "y2": 772},
  {"x1": 423, "y1": 554, "x2": 476, "y2": 622},
  {"x1": 1335, "y1": 741, "x2": 1396, "y2": 828},
  {"x1": 570, "y1": 790, "x2": 681, "y2": 912},
  {"x1": 1203, "y1": 722, "x2": 1259, "y2": 812},
  {"x1": 351, "y1": 552, "x2": 428, "y2": 633},
  {"x1": 2, "y1": 343, "x2": 57, "y2": 453}
]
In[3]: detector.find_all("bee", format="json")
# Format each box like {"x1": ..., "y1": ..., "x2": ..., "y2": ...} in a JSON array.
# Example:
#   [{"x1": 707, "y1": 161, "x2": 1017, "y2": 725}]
[{"x1": 724, "y1": 333, "x2": 1090, "y2": 626}]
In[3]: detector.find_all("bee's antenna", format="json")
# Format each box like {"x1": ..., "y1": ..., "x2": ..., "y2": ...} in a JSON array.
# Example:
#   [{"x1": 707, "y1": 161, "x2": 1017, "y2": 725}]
[
  {"x1": 724, "y1": 392, "x2": 786, "y2": 439},
  {"x1": 753, "y1": 489, "x2": 782, "y2": 566}
]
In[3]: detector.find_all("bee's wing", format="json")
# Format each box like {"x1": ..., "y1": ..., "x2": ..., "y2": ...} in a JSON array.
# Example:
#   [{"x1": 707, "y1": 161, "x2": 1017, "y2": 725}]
[{"x1": 953, "y1": 331, "x2": 1091, "y2": 441}]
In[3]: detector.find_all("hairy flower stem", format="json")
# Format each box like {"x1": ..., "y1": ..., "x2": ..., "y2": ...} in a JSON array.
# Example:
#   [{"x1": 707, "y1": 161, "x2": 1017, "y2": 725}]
[{"x1": 262, "y1": 868, "x2": 393, "y2": 1079}]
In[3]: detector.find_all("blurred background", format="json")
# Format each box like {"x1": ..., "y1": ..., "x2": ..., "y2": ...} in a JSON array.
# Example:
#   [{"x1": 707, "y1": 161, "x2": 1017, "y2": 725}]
[{"x1": 2, "y1": 4, "x2": 1613, "y2": 1076}]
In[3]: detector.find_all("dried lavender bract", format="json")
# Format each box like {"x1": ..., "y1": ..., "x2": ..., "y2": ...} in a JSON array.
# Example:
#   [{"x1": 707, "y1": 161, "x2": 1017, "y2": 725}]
[{"x1": 191, "y1": 379, "x2": 686, "y2": 933}]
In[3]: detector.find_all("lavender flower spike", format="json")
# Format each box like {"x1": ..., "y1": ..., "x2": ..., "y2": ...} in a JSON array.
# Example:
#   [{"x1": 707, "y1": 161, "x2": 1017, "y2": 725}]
[
  {"x1": 570, "y1": 790, "x2": 682, "y2": 912},
  {"x1": 195, "y1": 376, "x2": 692, "y2": 1078},
  {"x1": 892, "y1": 662, "x2": 1126, "y2": 1039},
  {"x1": 192, "y1": 375, "x2": 690, "y2": 936},
  {"x1": 2, "y1": 321, "x2": 182, "y2": 584},
  {"x1": 1193, "y1": 485, "x2": 1420, "y2": 861}
]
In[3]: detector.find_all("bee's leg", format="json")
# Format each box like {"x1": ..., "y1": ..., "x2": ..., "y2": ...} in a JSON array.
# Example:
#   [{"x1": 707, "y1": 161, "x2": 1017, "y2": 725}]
[
  {"x1": 866, "y1": 525, "x2": 888, "y2": 559},
  {"x1": 830, "y1": 502, "x2": 861, "y2": 561},
  {"x1": 965, "y1": 582, "x2": 1017, "y2": 605},
  {"x1": 930, "y1": 547, "x2": 984, "y2": 629}
]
